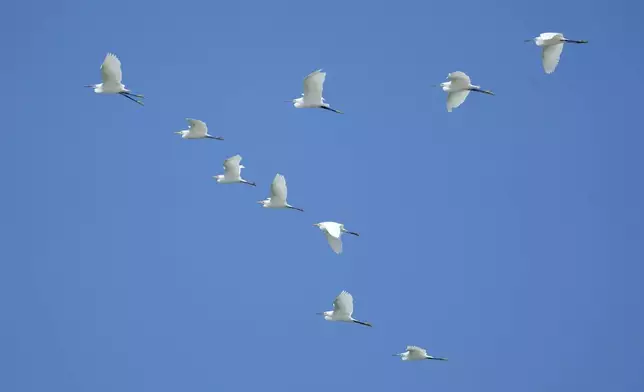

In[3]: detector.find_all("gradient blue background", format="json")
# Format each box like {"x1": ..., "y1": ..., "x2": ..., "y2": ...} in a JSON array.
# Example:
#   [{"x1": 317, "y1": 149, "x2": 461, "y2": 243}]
[{"x1": 1, "y1": 0, "x2": 643, "y2": 391}]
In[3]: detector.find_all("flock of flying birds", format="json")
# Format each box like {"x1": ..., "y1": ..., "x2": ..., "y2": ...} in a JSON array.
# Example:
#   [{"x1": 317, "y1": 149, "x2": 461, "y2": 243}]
[{"x1": 84, "y1": 31, "x2": 587, "y2": 363}]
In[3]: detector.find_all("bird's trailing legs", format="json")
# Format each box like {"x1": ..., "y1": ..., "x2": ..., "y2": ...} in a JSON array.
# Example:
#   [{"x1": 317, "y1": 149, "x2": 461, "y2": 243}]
[
  {"x1": 427, "y1": 356, "x2": 448, "y2": 361},
  {"x1": 343, "y1": 229, "x2": 360, "y2": 237},
  {"x1": 563, "y1": 39, "x2": 588, "y2": 44},
  {"x1": 205, "y1": 135, "x2": 224, "y2": 140},
  {"x1": 353, "y1": 320, "x2": 372, "y2": 327},
  {"x1": 286, "y1": 205, "x2": 304, "y2": 212},
  {"x1": 119, "y1": 92, "x2": 144, "y2": 106},
  {"x1": 241, "y1": 180, "x2": 256, "y2": 187},
  {"x1": 469, "y1": 87, "x2": 495, "y2": 96},
  {"x1": 320, "y1": 106, "x2": 344, "y2": 114}
]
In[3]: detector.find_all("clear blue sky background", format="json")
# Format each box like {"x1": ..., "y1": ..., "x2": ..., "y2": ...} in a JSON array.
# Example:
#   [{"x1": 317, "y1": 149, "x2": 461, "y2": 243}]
[{"x1": 1, "y1": 0, "x2": 643, "y2": 391}]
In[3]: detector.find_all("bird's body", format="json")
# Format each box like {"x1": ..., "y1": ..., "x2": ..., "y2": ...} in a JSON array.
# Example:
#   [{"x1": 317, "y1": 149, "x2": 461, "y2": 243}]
[
  {"x1": 438, "y1": 71, "x2": 494, "y2": 112},
  {"x1": 393, "y1": 346, "x2": 448, "y2": 361},
  {"x1": 527, "y1": 32, "x2": 588, "y2": 74},
  {"x1": 313, "y1": 222, "x2": 359, "y2": 254},
  {"x1": 258, "y1": 174, "x2": 303, "y2": 211},
  {"x1": 318, "y1": 291, "x2": 371, "y2": 327},
  {"x1": 175, "y1": 118, "x2": 223, "y2": 140},
  {"x1": 288, "y1": 70, "x2": 343, "y2": 114},
  {"x1": 85, "y1": 53, "x2": 144, "y2": 105},
  {"x1": 213, "y1": 155, "x2": 255, "y2": 186}
]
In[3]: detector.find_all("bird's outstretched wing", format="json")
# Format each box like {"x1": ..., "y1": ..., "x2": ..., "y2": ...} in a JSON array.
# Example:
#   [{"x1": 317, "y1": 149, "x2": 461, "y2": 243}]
[
  {"x1": 333, "y1": 290, "x2": 354, "y2": 317},
  {"x1": 406, "y1": 346, "x2": 427, "y2": 356},
  {"x1": 325, "y1": 232, "x2": 343, "y2": 254},
  {"x1": 186, "y1": 118, "x2": 208, "y2": 137},
  {"x1": 270, "y1": 174, "x2": 287, "y2": 204},
  {"x1": 542, "y1": 43, "x2": 564, "y2": 74},
  {"x1": 101, "y1": 53, "x2": 123, "y2": 84},
  {"x1": 223, "y1": 155, "x2": 242, "y2": 177},
  {"x1": 323, "y1": 222, "x2": 342, "y2": 238},
  {"x1": 448, "y1": 71, "x2": 471, "y2": 88},
  {"x1": 447, "y1": 90, "x2": 470, "y2": 112},
  {"x1": 303, "y1": 69, "x2": 325, "y2": 104}
]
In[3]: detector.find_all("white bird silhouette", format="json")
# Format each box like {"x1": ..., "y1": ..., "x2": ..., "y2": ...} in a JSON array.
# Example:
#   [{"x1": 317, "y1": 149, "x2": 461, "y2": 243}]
[
  {"x1": 286, "y1": 69, "x2": 343, "y2": 114},
  {"x1": 174, "y1": 118, "x2": 223, "y2": 140},
  {"x1": 85, "y1": 53, "x2": 144, "y2": 105},
  {"x1": 257, "y1": 174, "x2": 303, "y2": 211},
  {"x1": 525, "y1": 32, "x2": 588, "y2": 74},
  {"x1": 313, "y1": 222, "x2": 359, "y2": 254},
  {"x1": 213, "y1": 155, "x2": 255, "y2": 186},
  {"x1": 435, "y1": 71, "x2": 494, "y2": 112},
  {"x1": 393, "y1": 346, "x2": 448, "y2": 361},
  {"x1": 317, "y1": 290, "x2": 372, "y2": 327}
]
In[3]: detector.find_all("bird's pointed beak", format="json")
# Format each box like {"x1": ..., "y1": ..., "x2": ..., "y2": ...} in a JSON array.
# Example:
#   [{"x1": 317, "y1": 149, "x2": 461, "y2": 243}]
[
  {"x1": 315, "y1": 312, "x2": 324, "y2": 315},
  {"x1": 174, "y1": 131, "x2": 182, "y2": 135},
  {"x1": 524, "y1": 39, "x2": 533, "y2": 42},
  {"x1": 256, "y1": 200, "x2": 264, "y2": 205},
  {"x1": 84, "y1": 85, "x2": 94, "y2": 88}
]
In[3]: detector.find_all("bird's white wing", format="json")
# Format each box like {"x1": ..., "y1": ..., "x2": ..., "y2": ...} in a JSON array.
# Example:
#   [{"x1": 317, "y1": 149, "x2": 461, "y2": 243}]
[
  {"x1": 542, "y1": 43, "x2": 564, "y2": 74},
  {"x1": 270, "y1": 174, "x2": 287, "y2": 204},
  {"x1": 406, "y1": 346, "x2": 427, "y2": 356},
  {"x1": 223, "y1": 155, "x2": 242, "y2": 177},
  {"x1": 322, "y1": 222, "x2": 342, "y2": 238},
  {"x1": 448, "y1": 71, "x2": 471, "y2": 88},
  {"x1": 447, "y1": 90, "x2": 470, "y2": 112},
  {"x1": 303, "y1": 69, "x2": 325, "y2": 103},
  {"x1": 101, "y1": 53, "x2": 122, "y2": 84},
  {"x1": 324, "y1": 232, "x2": 343, "y2": 254},
  {"x1": 540, "y1": 32, "x2": 562, "y2": 41},
  {"x1": 333, "y1": 290, "x2": 354, "y2": 316},
  {"x1": 186, "y1": 118, "x2": 207, "y2": 137}
]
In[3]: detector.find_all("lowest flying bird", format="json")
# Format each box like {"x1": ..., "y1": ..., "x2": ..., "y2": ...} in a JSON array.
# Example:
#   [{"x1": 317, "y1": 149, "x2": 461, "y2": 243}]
[
  {"x1": 313, "y1": 222, "x2": 359, "y2": 255},
  {"x1": 525, "y1": 32, "x2": 588, "y2": 74},
  {"x1": 174, "y1": 118, "x2": 223, "y2": 140},
  {"x1": 85, "y1": 53, "x2": 144, "y2": 106},
  {"x1": 286, "y1": 69, "x2": 343, "y2": 114},
  {"x1": 257, "y1": 174, "x2": 303, "y2": 211},
  {"x1": 393, "y1": 346, "x2": 448, "y2": 361},
  {"x1": 317, "y1": 290, "x2": 372, "y2": 327},
  {"x1": 435, "y1": 71, "x2": 494, "y2": 112},
  {"x1": 213, "y1": 155, "x2": 255, "y2": 186}
]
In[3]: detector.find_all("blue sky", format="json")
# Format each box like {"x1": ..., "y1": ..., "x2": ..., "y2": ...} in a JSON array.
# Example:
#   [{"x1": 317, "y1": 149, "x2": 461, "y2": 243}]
[{"x1": 1, "y1": 0, "x2": 643, "y2": 391}]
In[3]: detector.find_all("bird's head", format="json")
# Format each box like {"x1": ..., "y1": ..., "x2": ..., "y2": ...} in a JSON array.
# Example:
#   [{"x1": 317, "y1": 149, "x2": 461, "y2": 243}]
[
  {"x1": 213, "y1": 175, "x2": 223, "y2": 182},
  {"x1": 257, "y1": 199, "x2": 268, "y2": 207},
  {"x1": 174, "y1": 131, "x2": 186, "y2": 137},
  {"x1": 313, "y1": 223, "x2": 322, "y2": 229}
]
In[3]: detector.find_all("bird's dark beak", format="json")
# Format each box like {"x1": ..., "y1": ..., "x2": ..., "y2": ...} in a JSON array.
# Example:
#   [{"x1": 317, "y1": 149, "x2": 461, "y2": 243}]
[{"x1": 84, "y1": 85, "x2": 94, "y2": 88}]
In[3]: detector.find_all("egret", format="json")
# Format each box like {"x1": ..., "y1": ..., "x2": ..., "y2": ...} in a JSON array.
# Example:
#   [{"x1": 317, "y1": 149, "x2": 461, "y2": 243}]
[
  {"x1": 286, "y1": 69, "x2": 343, "y2": 114},
  {"x1": 85, "y1": 53, "x2": 144, "y2": 106},
  {"x1": 174, "y1": 118, "x2": 223, "y2": 140},
  {"x1": 393, "y1": 346, "x2": 448, "y2": 361},
  {"x1": 257, "y1": 174, "x2": 303, "y2": 211},
  {"x1": 525, "y1": 32, "x2": 588, "y2": 74},
  {"x1": 213, "y1": 155, "x2": 255, "y2": 186},
  {"x1": 313, "y1": 222, "x2": 359, "y2": 255},
  {"x1": 317, "y1": 290, "x2": 372, "y2": 327},
  {"x1": 435, "y1": 71, "x2": 494, "y2": 112}
]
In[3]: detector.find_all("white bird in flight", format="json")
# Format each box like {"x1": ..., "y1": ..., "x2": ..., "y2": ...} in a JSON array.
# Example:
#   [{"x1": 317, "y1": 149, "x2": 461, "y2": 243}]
[
  {"x1": 313, "y1": 222, "x2": 359, "y2": 255},
  {"x1": 435, "y1": 71, "x2": 494, "y2": 112},
  {"x1": 286, "y1": 69, "x2": 343, "y2": 114},
  {"x1": 257, "y1": 174, "x2": 303, "y2": 211},
  {"x1": 525, "y1": 32, "x2": 588, "y2": 74},
  {"x1": 85, "y1": 53, "x2": 144, "y2": 106},
  {"x1": 213, "y1": 155, "x2": 256, "y2": 186},
  {"x1": 393, "y1": 346, "x2": 448, "y2": 361},
  {"x1": 317, "y1": 290, "x2": 372, "y2": 327},
  {"x1": 174, "y1": 118, "x2": 223, "y2": 140}
]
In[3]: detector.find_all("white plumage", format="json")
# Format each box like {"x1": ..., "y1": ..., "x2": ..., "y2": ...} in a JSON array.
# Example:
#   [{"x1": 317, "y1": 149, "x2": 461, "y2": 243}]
[
  {"x1": 393, "y1": 345, "x2": 448, "y2": 361},
  {"x1": 317, "y1": 290, "x2": 372, "y2": 327},
  {"x1": 526, "y1": 32, "x2": 588, "y2": 74},
  {"x1": 287, "y1": 69, "x2": 343, "y2": 113},
  {"x1": 313, "y1": 222, "x2": 360, "y2": 254},
  {"x1": 175, "y1": 118, "x2": 223, "y2": 140},
  {"x1": 85, "y1": 53, "x2": 144, "y2": 105},
  {"x1": 213, "y1": 155, "x2": 255, "y2": 186},
  {"x1": 437, "y1": 71, "x2": 494, "y2": 112},
  {"x1": 257, "y1": 174, "x2": 303, "y2": 211}
]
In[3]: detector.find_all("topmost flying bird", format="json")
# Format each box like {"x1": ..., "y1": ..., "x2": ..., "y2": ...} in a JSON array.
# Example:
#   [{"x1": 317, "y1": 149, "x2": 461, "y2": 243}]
[
  {"x1": 525, "y1": 32, "x2": 588, "y2": 74},
  {"x1": 85, "y1": 53, "x2": 144, "y2": 106},
  {"x1": 287, "y1": 69, "x2": 343, "y2": 114}
]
